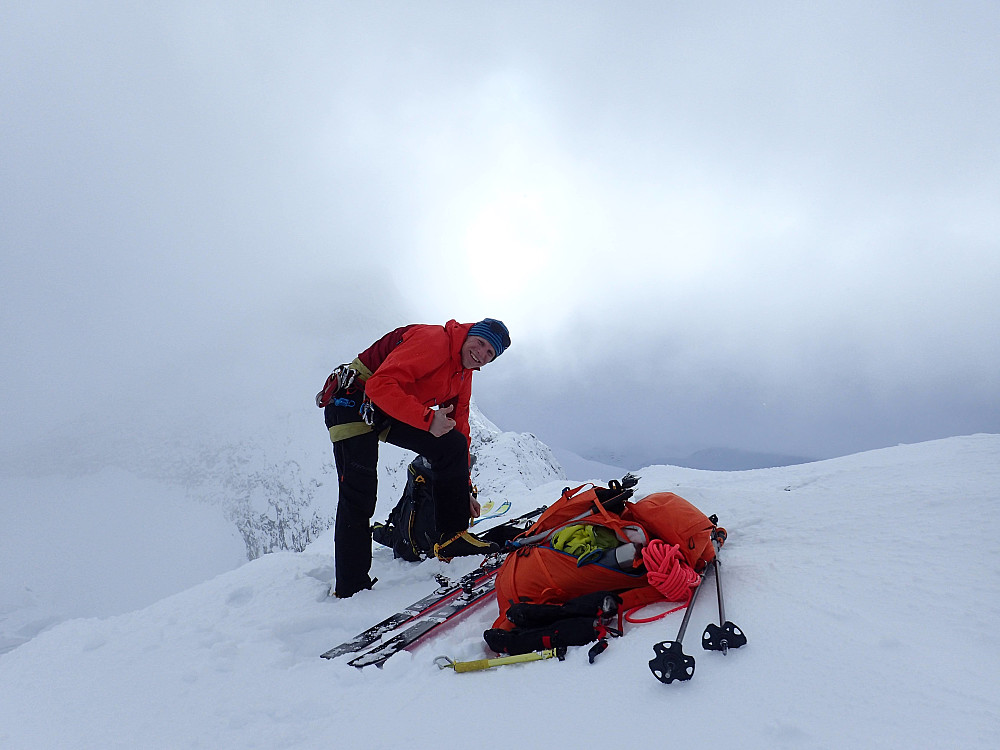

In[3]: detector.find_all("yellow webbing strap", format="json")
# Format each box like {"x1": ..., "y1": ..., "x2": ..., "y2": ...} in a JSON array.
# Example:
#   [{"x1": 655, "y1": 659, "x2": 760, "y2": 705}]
[
  {"x1": 328, "y1": 421, "x2": 390, "y2": 444},
  {"x1": 435, "y1": 649, "x2": 563, "y2": 673},
  {"x1": 329, "y1": 422, "x2": 373, "y2": 443}
]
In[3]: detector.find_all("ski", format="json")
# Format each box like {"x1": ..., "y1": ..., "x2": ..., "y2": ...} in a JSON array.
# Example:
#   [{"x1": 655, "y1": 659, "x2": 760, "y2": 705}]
[
  {"x1": 321, "y1": 505, "x2": 545, "y2": 660},
  {"x1": 348, "y1": 575, "x2": 498, "y2": 668},
  {"x1": 471, "y1": 499, "x2": 512, "y2": 526},
  {"x1": 320, "y1": 575, "x2": 464, "y2": 659}
]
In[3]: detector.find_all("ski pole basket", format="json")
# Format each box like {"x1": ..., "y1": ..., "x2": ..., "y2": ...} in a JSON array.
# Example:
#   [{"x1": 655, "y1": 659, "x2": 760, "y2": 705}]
[
  {"x1": 648, "y1": 565, "x2": 706, "y2": 684},
  {"x1": 701, "y1": 524, "x2": 747, "y2": 654}
]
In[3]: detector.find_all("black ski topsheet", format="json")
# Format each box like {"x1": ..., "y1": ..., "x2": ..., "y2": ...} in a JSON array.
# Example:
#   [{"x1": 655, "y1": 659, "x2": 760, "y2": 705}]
[
  {"x1": 320, "y1": 577, "x2": 463, "y2": 660},
  {"x1": 321, "y1": 505, "x2": 546, "y2": 661},
  {"x1": 347, "y1": 576, "x2": 498, "y2": 668}
]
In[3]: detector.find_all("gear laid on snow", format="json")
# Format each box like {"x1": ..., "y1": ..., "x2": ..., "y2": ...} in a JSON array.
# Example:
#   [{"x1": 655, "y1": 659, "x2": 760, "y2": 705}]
[
  {"x1": 485, "y1": 591, "x2": 623, "y2": 662},
  {"x1": 321, "y1": 506, "x2": 546, "y2": 663},
  {"x1": 642, "y1": 540, "x2": 700, "y2": 602},
  {"x1": 649, "y1": 526, "x2": 746, "y2": 684},
  {"x1": 348, "y1": 575, "x2": 500, "y2": 668},
  {"x1": 551, "y1": 524, "x2": 620, "y2": 562},
  {"x1": 700, "y1": 524, "x2": 747, "y2": 654},
  {"x1": 435, "y1": 647, "x2": 566, "y2": 673},
  {"x1": 489, "y1": 481, "x2": 717, "y2": 632},
  {"x1": 476, "y1": 476, "x2": 747, "y2": 668},
  {"x1": 647, "y1": 566, "x2": 705, "y2": 684},
  {"x1": 433, "y1": 530, "x2": 500, "y2": 562},
  {"x1": 372, "y1": 456, "x2": 511, "y2": 562},
  {"x1": 470, "y1": 500, "x2": 512, "y2": 526},
  {"x1": 322, "y1": 475, "x2": 746, "y2": 677},
  {"x1": 371, "y1": 456, "x2": 437, "y2": 562}
]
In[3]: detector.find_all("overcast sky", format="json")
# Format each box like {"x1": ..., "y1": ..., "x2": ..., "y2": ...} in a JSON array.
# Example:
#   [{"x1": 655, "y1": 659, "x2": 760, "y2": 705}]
[{"x1": 2, "y1": 1, "x2": 998, "y2": 468}]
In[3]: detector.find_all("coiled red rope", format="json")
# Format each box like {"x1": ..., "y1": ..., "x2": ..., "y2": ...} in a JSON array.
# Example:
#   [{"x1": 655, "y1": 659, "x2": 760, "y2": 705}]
[{"x1": 625, "y1": 540, "x2": 700, "y2": 623}]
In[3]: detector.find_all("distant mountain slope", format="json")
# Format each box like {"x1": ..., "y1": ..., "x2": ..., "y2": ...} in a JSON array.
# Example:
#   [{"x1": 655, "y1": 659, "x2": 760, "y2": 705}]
[{"x1": 0, "y1": 400, "x2": 565, "y2": 652}]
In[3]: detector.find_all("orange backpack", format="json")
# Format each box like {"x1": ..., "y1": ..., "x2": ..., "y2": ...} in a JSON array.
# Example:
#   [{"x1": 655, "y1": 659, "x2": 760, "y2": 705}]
[
  {"x1": 490, "y1": 482, "x2": 718, "y2": 630},
  {"x1": 623, "y1": 492, "x2": 717, "y2": 570}
]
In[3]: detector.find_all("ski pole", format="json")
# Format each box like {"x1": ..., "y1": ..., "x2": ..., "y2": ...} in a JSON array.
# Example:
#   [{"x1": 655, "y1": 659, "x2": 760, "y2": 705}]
[
  {"x1": 701, "y1": 531, "x2": 747, "y2": 654},
  {"x1": 435, "y1": 647, "x2": 566, "y2": 673},
  {"x1": 648, "y1": 566, "x2": 706, "y2": 684}
]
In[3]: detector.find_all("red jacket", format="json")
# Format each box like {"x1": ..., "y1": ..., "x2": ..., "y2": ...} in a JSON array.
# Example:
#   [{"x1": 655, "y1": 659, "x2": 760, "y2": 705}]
[{"x1": 362, "y1": 320, "x2": 474, "y2": 445}]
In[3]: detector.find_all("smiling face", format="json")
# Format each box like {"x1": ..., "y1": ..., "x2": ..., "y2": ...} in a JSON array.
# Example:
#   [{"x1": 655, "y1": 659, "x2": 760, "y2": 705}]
[{"x1": 461, "y1": 335, "x2": 496, "y2": 370}]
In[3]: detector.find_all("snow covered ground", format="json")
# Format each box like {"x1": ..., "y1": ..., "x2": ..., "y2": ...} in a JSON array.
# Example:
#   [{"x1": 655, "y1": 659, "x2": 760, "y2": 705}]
[{"x1": 1, "y1": 434, "x2": 998, "y2": 749}]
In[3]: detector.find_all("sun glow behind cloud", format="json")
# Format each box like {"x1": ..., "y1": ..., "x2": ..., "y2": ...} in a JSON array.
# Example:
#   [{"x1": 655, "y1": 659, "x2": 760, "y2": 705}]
[
  {"x1": 461, "y1": 190, "x2": 555, "y2": 294},
  {"x1": 3, "y1": 1, "x2": 997, "y2": 464}
]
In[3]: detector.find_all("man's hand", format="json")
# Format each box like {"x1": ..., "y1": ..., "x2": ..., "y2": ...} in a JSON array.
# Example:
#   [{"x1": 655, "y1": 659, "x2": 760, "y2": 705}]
[
  {"x1": 469, "y1": 492, "x2": 481, "y2": 519},
  {"x1": 429, "y1": 405, "x2": 456, "y2": 437}
]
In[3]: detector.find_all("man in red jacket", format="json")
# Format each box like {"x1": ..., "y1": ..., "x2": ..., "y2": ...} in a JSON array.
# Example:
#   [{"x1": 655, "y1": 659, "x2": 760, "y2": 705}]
[{"x1": 320, "y1": 318, "x2": 511, "y2": 598}]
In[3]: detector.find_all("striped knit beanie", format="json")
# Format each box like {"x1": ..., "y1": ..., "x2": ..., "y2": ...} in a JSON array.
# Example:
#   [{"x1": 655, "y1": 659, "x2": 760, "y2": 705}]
[{"x1": 467, "y1": 318, "x2": 510, "y2": 357}]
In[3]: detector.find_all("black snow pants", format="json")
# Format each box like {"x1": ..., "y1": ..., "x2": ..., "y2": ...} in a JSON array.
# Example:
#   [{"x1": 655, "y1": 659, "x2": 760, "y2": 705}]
[{"x1": 325, "y1": 398, "x2": 471, "y2": 598}]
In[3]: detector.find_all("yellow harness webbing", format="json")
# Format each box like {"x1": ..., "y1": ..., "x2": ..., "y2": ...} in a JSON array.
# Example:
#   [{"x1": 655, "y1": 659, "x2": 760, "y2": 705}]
[{"x1": 327, "y1": 356, "x2": 386, "y2": 443}]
